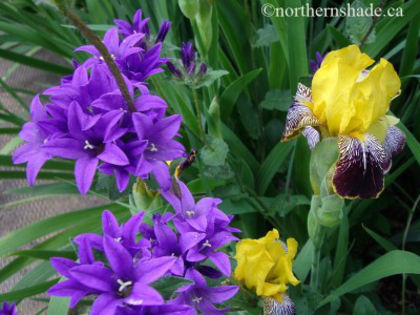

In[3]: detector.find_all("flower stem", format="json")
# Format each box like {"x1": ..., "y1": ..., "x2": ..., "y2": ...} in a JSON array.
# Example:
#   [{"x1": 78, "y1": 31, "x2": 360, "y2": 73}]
[
  {"x1": 192, "y1": 88, "x2": 205, "y2": 139},
  {"x1": 53, "y1": 0, "x2": 136, "y2": 112},
  {"x1": 310, "y1": 227, "x2": 325, "y2": 290}
]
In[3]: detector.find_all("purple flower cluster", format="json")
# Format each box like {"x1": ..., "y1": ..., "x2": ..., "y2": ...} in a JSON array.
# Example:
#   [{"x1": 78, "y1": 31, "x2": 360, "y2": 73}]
[
  {"x1": 48, "y1": 179, "x2": 239, "y2": 315},
  {"x1": 13, "y1": 9, "x2": 185, "y2": 194},
  {"x1": 0, "y1": 302, "x2": 17, "y2": 315},
  {"x1": 167, "y1": 42, "x2": 207, "y2": 80}
]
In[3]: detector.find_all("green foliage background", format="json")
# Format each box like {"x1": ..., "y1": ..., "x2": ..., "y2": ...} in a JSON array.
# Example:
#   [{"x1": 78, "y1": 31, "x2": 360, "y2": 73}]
[{"x1": 0, "y1": 0, "x2": 419, "y2": 314}]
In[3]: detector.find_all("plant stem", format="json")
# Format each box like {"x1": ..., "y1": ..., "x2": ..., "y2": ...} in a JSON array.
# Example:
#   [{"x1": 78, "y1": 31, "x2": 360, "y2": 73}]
[
  {"x1": 53, "y1": 0, "x2": 135, "y2": 112},
  {"x1": 192, "y1": 88, "x2": 205, "y2": 139},
  {"x1": 310, "y1": 227, "x2": 325, "y2": 290},
  {"x1": 401, "y1": 194, "x2": 420, "y2": 315}
]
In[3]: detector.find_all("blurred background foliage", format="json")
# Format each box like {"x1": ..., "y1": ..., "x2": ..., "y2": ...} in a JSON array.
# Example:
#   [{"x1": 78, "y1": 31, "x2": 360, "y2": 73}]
[{"x1": 0, "y1": 0, "x2": 419, "y2": 314}]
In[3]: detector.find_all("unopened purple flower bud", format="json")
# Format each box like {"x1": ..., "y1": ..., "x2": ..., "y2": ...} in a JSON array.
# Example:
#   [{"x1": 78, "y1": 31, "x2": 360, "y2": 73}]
[
  {"x1": 181, "y1": 42, "x2": 195, "y2": 71},
  {"x1": 167, "y1": 61, "x2": 182, "y2": 78},
  {"x1": 199, "y1": 62, "x2": 207, "y2": 75},
  {"x1": 155, "y1": 20, "x2": 172, "y2": 43}
]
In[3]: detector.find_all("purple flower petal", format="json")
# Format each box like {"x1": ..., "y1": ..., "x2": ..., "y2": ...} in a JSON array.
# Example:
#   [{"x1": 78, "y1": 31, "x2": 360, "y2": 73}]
[
  {"x1": 125, "y1": 284, "x2": 163, "y2": 306},
  {"x1": 91, "y1": 293, "x2": 121, "y2": 315},
  {"x1": 97, "y1": 143, "x2": 129, "y2": 166},
  {"x1": 102, "y1": 210, "x2": 120, "y2": 238},
  {"x1": 135, "y1": 256, "x2": 175, "y2": 284},
  {"x1": 103, "y1": 235, "x2": 134, "y2": 279},
  {"x1": 208, "y1": 252, "x2": 231, "y2": 277},
  {"x1": 75, "y1": 156, "x2": 98, "y2": 194},
  {"x1": 69, "y1": 264, "x2": 113, "y2": 292}
]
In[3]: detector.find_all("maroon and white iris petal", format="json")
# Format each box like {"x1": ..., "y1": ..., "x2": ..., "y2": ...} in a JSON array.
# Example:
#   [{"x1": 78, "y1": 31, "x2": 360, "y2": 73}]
[
  {"x1": 333, "y1": 134, "x2": 385, "y2": 199},
  {"x1": 282, "y1": 84, "x2": 321, "y2": 142},
  {"x1": 382, "y1": 126, "x2": 406, "y2": 173},
  {"x1": 302, "y1": 126, "x2": 320, "y2": 150}
]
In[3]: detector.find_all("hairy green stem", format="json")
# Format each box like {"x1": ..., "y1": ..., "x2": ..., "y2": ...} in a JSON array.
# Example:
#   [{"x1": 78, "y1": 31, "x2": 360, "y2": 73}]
[{"x1": 53, "y1": 0, "x2": 135, "y2": 112}]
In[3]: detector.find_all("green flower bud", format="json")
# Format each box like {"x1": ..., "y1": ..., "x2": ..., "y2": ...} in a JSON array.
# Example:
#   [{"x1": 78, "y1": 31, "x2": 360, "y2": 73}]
[
  {"x1": 308, "y1": 195, "x2": 323, "y2": 248},
  {"x1": 132, "y1": 179, "x2": 162, "y2": 211},
  {"x1": 316, "y1": 194, "x2": 344, "y2": 227},
  {"x1": 178, "y1": 0, "x2": 199, "y2": 20}
]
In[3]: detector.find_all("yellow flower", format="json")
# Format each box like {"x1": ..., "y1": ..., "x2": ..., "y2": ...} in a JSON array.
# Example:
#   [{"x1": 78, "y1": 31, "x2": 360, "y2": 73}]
[
  {"x1": 311, "y1": 45, "x2": 400, "y2": 139},
  {"x1": 282, "y1": 45, "x2": 405, "y2": 199},
  {"x1": 234, "y1": 229, "x2": 299, "y2": 301}
]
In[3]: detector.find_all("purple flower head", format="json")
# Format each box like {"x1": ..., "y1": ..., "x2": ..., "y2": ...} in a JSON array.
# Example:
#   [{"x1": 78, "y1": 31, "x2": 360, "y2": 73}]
[
  {"x1": 74, "y1": 210, "x2": 150, "y2": 256},
  {"x1": 12, "y1": 95, "x2": 54, "y2": 186},
  {"x1": 133, "y1": 113, "x2": 185, "y2": 190},
  {"x1": 152, "y1": 214, "x2": 205, "y2": 276},
  {"x1": 310, "y1": 52, "x2": 324, "y2": 74},
  {"x1": 0, "y1": 302, "x2": 17, "y2": 315},
  {"x1": 115, "y1": 9, "x2": 150, "y2": 38},
  {"x1": 161, "y1": 180, "x2": 240, "y2": 276},
  {"x1": 173, "y1": 269, "x2": 239, "y2": 315},
  {"x1": 76, "y1": 27, "x2": 144, "y2": 70}
]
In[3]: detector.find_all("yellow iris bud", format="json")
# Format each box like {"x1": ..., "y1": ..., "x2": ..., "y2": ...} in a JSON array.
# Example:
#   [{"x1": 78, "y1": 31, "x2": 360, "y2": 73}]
[{"x1": 234, "y1": 229, "x2": 299, "y2": 301}]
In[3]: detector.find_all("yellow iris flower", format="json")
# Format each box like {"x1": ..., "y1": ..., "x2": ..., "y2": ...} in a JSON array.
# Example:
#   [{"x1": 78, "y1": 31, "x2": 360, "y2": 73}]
[
  {"x1": 282, "y1": 45, "x2": 405, "y2": 199},
  {"x1": 234, "y1": 229, "x2": 299, "y2": 301},
  {"x1": 310, "y1": 44, "x2": 400, "y2": 140}
]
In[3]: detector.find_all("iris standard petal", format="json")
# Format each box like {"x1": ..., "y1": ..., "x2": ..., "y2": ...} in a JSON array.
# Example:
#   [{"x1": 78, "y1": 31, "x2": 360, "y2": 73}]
[{"x1": 333, "y1": 134, "x2": 385, "y2": 199}]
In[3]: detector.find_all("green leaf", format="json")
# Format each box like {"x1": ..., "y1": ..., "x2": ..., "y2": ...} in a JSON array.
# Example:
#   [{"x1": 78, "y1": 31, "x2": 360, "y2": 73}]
[
  {"x1": 397, "y1": 121, "x2": 420, "y2": 165},
  {"x1": 0, "y1": 48, "x2": 72, "y2": 75},
  {"x1": 257, "y1": 141, "x2": 294, "y2": 194},
  {"x1": 362, "y1": 225, "x2": 397, "y2": 252},
  {"x1": 345, "y1": 0, "x2": 375, "y2": 45},
  {"x1": 48, "y1": 295, "x2": 70, "y2": 315},
  {"x1": 0, "y1": 279, "x2": 58, "y2": 302},
  {"x1": 253, "y1": 24, "x2": 278, "y2": 47},
  {"x1": 353, "y1": 295, "x2": 377, "y2": 315},
  {"x1": 194, "y1": 69, "x2": 229, "y2": 88},
  {"x1": 286, "y1": 0, "x2": 308, "y2": 93},
  {"x1": 10, "y1": 249, "x2": 76, "y2": 260},
  {"x1": 294, "y1": 240, "x2": 314, "y2": 282},
  {"x1": 152, "y1": 276, "x2": 193, "y2": 300},
  {"x1": 259, "y1": 89, "x2": 291, "y2": 112},
  {"x1": 364, "y1": 0, "x2": 420, "y2": 57},
  {"x1": 5, "y1": 182, "x2": 79, "y2": 196},
  {"x1": 0, "y1": 204, "x2": 121, "y2": 257},
  {"x1": 319, "y1": 250, "x2": 420, "y2": 307},
  {"x1": 200, "y1": 137, "x2": 229, "y2": 167},
  {"x1": 237, "y1": 96, "x2": 260, "y2": 140},
  {"x1": 220, "y1": 68, "x2": 262, "y2": 118}
]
